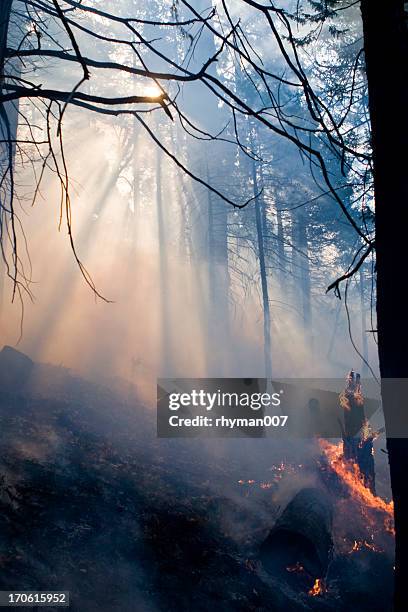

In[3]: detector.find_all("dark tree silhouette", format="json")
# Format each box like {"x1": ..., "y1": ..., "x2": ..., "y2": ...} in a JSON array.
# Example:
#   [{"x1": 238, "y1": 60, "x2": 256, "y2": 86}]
[{"x1": 360, "y1": 2, "x2": 408, "y2": 608}]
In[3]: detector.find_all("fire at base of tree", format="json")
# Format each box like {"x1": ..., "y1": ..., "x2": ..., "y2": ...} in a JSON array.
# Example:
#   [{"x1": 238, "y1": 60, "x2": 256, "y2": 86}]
[{"x1": 259, "y1": 373, "x2": 394, "y2": 609}]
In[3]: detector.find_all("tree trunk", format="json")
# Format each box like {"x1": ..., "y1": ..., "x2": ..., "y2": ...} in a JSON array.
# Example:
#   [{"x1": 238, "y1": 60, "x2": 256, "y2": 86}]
[
  {"x1": 275, "y1": 196, "x2": 286, "y2": 290},
  {"x1": 205, "y1": 160, "x2": 230, "y2": 374},
  {"x1": 156, "y1": 143, "x2": 171, "y2": 373},
  {"x1": 292, "y1": 206, "x2": 312, "y2": 350},
  {"x1": 360, "y1": 1, "x2": 408, "y2": 609},
  {"x1": 251, "y1": 154, "x2": 272, "y2": 378},
  {"x1": 130, "y1": 114, "x2": 140, "y2": 249},
  {"x1": 298, "y1": 213, "x2": 312, "y2": 331}
]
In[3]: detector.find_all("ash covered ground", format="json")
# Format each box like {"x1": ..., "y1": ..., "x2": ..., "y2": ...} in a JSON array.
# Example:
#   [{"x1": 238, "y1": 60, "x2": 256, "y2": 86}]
[{"x1": 0, "y1": 346, "x2": 394, "y2": 611}]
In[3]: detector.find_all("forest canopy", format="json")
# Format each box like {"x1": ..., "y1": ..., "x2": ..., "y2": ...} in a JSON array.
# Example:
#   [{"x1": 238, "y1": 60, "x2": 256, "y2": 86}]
[{"x1": 0, "y1": 0, "x2": 373, "y2": 300}]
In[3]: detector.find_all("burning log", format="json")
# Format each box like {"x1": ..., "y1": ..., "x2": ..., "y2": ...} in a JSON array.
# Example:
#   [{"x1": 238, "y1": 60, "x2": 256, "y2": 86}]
[
  {"x1": 260, "y1": 487, "x2": 333, "y2": 580},
  {"x1": 340, "y1": 371, "x2": 376, "y2": 494}
]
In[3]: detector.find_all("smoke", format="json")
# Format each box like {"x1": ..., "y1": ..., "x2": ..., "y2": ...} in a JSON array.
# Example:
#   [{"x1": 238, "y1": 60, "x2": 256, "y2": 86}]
[{"x1": 0, "y1": 111, "x2": 378, "y2": 401}]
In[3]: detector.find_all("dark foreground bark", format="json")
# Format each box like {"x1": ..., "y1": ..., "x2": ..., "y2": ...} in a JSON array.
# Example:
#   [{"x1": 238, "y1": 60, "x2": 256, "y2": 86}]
[{"x1": 360, "y1": 1, "x2": 408, "y2": 609}]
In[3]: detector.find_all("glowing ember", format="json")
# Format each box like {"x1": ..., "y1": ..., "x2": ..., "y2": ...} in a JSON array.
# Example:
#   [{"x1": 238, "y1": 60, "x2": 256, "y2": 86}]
[
  {"x1": 319, "y1": 440, "x2": 394, "y2": 526},
  {"x1": 350, "y1": 540, "x2": 360, "y2": 552},
  {"x1": 349, "y1": 540, "x2": 382, "y2": 553},
  {"x1": 267, "y1": 462, "x2": 299, "y2": 481},
  {"x1": 308, "y1": 578, "x2": 326, "y2": 597}
]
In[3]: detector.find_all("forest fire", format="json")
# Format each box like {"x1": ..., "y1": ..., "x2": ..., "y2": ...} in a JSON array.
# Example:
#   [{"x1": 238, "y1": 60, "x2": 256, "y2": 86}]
[
  {"x1": 319, "y1": 440, "x2": 394, "y2": 522},
  {"x1": 308, "y1": 578, "x2": 326, "y2": 597}
]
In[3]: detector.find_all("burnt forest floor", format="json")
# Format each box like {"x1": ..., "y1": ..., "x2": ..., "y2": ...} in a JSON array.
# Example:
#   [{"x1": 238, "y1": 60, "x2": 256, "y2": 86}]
[{"x1": 0, "y1": 350, "x2": 394, "y2": 612}]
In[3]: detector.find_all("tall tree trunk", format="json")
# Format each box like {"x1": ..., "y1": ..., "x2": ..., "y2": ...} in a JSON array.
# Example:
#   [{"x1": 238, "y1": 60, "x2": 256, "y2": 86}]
[
  {"x1": 174, "y1": 124, "x2": 189, "y2": 259},
  {"x1": 251, "y1": 154, "x2": 272, "y2": 378},
  {"x1": 205, "y1": 160, "x2": 230, "y2": 375},
  {"x1": 130, "y1": 115, "x2": 140, "y2": 249},
  {"x1": 156, "y1": 144, "x2": 171, "y2": 373},
  {"x1": 275, "y1": 195, "x2": 286, "y2": 290},
  {"x1": 360, "y1": 1, "x2": 408, "y2": 609},
  {"x1": 292, "y1": 206, "x2": 312, "y2": 345},
  {"x1": 298, "y1": 213, "x2": 312, "y2": 331},
  {"x1": 327, "y1": 300, "x2": 341, "y2": 362}
]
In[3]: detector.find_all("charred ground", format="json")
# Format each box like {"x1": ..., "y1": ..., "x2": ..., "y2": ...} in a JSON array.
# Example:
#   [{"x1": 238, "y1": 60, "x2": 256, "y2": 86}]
[{"x1": 0, "y1": 347, "x2": 394, "y2": 611}]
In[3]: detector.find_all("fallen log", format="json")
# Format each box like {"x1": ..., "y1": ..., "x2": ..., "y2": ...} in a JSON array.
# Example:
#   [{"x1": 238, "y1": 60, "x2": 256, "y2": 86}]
[{"x1": 260, "y1": 487, "x2": 333, "y2": 579}]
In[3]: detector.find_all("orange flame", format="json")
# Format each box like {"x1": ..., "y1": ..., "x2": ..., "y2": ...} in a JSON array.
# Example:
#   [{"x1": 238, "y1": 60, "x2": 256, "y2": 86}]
[
  {"x1": 308, "y1": 578, "x2": 326, "y2": 597},
  {"x1": 340, "y1": 387, "x2": 364, "y2": 411},
  {"x1": 319, "y1": 440, "x2": 394, "y2": 532},
  {"x1": 349, "y1": 539, "x2": 382, "y2": 553}
]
